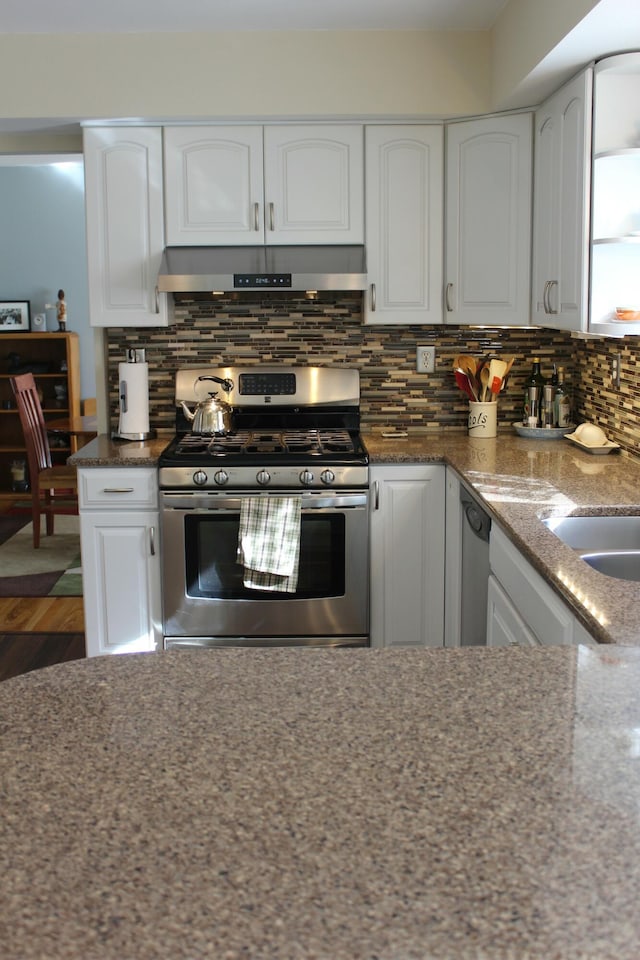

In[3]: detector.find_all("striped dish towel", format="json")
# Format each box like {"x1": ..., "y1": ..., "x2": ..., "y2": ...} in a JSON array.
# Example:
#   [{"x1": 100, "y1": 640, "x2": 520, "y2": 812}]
[{"x1": 237, "y1": 496, "x2": 302, "y2": 593}]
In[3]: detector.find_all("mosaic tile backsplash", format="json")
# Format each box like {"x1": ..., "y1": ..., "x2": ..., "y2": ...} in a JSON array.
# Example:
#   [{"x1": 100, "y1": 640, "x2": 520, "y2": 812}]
[{"x1": 106, "y1": 292, "x2": 640, "y2": 457}]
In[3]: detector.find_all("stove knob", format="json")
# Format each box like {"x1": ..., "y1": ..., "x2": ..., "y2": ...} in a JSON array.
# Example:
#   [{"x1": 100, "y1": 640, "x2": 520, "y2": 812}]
[
  {"x1": 214, "y1": 469, "x2": 229, "y2": 486},
  {"x1": 193, "y1": 470, "x2": 208, "y2": 487},
  {"x1": 299, "y1": 469, "x2": 315, "y2": 486},
  {"x1": 256, "y1": 469, "x2": 271, "y2": 487},
  {"x1": 320, "y1": 469, "x2": 336, "y2": 486}
]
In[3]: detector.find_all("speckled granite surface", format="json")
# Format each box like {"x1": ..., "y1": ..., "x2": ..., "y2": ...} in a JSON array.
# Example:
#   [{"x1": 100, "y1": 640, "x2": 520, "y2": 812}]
[
  {"x1": 69, "y1": 429, "x2": 640, "y2": 646},
  {"x1": 68, "y1": 435, "x2": 171, "y2": 467},
  {"x1": 3, "y1": 645, "x2": 640, "y2": 959}
]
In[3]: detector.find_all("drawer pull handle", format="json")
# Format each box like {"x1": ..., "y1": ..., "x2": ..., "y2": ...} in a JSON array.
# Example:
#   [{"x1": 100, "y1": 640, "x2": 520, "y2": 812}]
[{"x1": 102, "y1": 487, "x2": 135, "y2": 494}]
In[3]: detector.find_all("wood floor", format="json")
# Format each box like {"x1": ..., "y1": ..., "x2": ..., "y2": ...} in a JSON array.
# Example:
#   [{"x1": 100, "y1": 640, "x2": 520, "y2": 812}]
[{"x1": 0, "y1": 500, "x2": 86, "y2": 680}]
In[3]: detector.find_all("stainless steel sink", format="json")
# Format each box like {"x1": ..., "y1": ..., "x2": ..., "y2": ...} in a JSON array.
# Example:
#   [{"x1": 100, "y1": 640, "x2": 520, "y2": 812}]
[{"x1": 542, "y1": 515, "x2": 640, "y2": 581}]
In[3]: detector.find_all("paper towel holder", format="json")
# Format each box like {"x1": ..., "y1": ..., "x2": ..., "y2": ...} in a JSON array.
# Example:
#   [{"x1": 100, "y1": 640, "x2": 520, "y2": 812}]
[{"x1": 112, "y1": 347, "x2": 157, "y2": 442}]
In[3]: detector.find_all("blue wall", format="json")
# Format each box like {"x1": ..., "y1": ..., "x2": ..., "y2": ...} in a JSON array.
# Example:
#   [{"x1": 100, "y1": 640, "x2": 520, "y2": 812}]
[{"x1": 0, "y1": 161, "x2": 94, "y2": 398}]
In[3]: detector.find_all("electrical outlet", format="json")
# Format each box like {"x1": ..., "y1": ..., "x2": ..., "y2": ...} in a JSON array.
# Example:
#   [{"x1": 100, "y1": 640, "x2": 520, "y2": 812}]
[
  {"x1": 612, "y1": 353, "x2": 622, "y2": 390},
  {"x1": 417, "y1": 345, "x2": 435, "y2": 373}
]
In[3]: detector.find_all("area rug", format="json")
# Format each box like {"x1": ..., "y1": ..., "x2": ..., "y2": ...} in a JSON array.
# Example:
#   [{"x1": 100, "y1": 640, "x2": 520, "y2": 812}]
[{"x1": 0, "y1": 514, "x2": 82, "y2": 597}]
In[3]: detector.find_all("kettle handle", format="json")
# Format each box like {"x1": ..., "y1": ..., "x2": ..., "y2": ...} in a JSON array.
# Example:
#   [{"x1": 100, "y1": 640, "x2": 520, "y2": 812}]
[{"x1": 197, "y1": 375, "x2": 233, "y2": 393}]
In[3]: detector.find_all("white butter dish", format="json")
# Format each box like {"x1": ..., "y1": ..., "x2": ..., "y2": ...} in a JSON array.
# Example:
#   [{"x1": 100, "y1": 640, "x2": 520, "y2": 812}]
[{"x1": 565, "y1": 433, "x2": 620, "y2": 455}]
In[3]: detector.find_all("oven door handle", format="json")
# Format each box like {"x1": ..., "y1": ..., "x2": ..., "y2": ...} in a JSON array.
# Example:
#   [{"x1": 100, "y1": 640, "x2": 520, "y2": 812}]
[{"x1": 161, "y1": 493, "x2": 368, "y2": 511}]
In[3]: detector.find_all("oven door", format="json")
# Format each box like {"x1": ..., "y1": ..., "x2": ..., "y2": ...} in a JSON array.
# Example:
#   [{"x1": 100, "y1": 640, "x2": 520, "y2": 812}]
[{"x1": 161, "y1": 490, "x2": 369, "y2": 647}]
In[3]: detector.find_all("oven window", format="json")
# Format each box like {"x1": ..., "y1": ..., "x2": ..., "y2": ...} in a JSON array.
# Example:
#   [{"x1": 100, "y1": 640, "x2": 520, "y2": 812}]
[{"x1": 185, "y1": 513, "x2": 346, "y2": 599}]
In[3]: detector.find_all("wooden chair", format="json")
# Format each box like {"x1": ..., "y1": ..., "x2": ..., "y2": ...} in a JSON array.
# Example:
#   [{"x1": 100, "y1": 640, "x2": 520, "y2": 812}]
[{"x1": 10, "y1": 372, "x2": 78, "y2": 549}]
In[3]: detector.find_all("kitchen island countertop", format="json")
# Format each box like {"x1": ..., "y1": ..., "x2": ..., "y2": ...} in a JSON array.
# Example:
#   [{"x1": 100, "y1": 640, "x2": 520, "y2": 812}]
[
  {"x1": 3, "y1": 644, "x2": 640, "y2": 960},
  {"x1": 71, "y1": 429, "x2": 640, "y2": 645}
]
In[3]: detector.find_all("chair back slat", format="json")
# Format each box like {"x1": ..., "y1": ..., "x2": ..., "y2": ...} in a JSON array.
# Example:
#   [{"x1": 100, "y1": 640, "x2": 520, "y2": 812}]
[{"x1": 10, "y1": 373, "x2": 53, "y2": 474}]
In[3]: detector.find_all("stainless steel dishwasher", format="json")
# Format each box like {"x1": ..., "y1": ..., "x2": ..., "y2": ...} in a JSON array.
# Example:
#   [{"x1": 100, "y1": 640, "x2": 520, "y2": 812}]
[{"x1": 460, "y1": 486, "x2": 492, "y2": 646}]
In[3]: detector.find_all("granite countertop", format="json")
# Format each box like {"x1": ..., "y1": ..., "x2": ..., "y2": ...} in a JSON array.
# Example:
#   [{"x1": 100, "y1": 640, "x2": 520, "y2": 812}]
[
  {"x1": 68, "y1": 434, "x2": 171, "y2": 467},
  {"x1": 364, "y1": 430, "x2": 640, "y2": 647},
  {"x1": 3, "y1": 645, "x2": 640, "y2": 959},
  {"x1": 70, "y1": 429, "x2": 640, "y2": 645}
]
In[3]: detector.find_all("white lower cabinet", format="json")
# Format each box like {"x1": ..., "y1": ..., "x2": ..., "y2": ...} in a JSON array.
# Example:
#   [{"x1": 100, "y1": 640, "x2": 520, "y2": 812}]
[
  {"x1": 78, "y1": 468, "x2": 162, "y2": 657},
  {"x1": 488, "y1": 523, "x2": 595, "y2": 647},
  {"x1": 370, "y1": 464, "x2": 445, "y2": 648},
  {"x1": 487, "y1": 575, "x2": 539, "y2": 647}
]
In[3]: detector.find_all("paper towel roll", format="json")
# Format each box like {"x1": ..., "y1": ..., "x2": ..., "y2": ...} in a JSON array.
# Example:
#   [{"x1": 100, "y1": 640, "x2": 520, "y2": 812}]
[{"x1": 118, "y1": 361, "x2": 150, "y2": 438}]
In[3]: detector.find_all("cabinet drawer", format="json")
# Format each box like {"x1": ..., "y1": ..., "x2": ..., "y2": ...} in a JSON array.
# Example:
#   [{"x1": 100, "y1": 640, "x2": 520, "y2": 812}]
[{"x1": 78, "y1": 468, "x2": 158, "y2": 509}]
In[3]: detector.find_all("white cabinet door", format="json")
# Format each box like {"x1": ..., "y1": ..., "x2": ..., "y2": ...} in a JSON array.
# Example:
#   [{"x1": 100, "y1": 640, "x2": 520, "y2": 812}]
[
  {"x1": 487, "y1": 574, "x2": 539, "y2": 647},
  {"x1": 83, "y1": 127, "x2": 168, "y2": 327},
  {"x1": 489, "y1": 523, "x2": 595, "y2": 646},
  {"x1": 164, "y1": 126, "x2": 264, "y2": 245},
  {"x1": 531, "y1": 69, "x2": 592, "y2": 331},
  {"x1": 589, "y1": 53, "x2": 640, "y2": 336},
  {"x1": 370, "y1": 465, "x2": 445, "y2": 648},
  {"x1": 263, "y1": 125, "x2": 364, "y2": 244},
  {"x1": 78, "y1": 468, "x2": 161, "y2": 657},
  {"x1": 364, "y1": 125, "x2": 443, "y2": 325},
  {"x1": 445, "y1": 113, "x2": 532, "y2": 325}
]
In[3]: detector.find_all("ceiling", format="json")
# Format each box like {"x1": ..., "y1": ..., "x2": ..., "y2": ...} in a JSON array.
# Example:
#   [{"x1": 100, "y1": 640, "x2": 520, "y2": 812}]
[{"x1": 1, "y1": 0, "x2": 510, "y2": 34}]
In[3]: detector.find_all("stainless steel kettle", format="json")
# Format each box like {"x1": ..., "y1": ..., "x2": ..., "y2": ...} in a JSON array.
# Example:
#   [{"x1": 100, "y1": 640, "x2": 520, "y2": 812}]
[{"x1": 180, "y1": 376, "x2": 234, "y2": 435}]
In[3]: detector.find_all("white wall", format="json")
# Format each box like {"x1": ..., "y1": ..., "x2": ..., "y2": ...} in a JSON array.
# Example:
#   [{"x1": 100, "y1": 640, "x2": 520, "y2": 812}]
[
  {"x1": 0, "y1": 30, "x2": 492, "y2": 125},
  {"x1": 0, "y1": 162, "x2": 94, "y2": 398}
]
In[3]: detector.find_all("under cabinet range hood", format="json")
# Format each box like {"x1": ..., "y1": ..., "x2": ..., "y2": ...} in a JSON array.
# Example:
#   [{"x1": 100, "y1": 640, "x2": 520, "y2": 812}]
[{"x1": 157, "y1": 245, "x2": 367, "y2": 293}]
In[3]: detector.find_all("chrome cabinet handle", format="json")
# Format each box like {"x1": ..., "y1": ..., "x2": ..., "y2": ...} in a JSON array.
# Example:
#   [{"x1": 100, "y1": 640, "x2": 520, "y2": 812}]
[
  {"x1": 373, "y1": 480, "x2": 380, "y2": 511},
  {"x1": 149, "y1": 525, "x2": 156, "y2": 557},
  {"x1": 370, "y1": 282, "x2": 376, "y2": 312},
  {"x1": 154, "y1": 286, "x2": 160, "y2": 314},
  {"x1": 253, "y1": 202, "x2": 260, "y2": 231},
  {"x1": 543, "y1": 280, "x2": 550, "y2": 314},
  {"x1": 547, "y1": 279, "x2": 558, "y2": 315},
  {"x1": 268, "y1": 202, "x2": 275, "y2": 232},
  {"x1": 102, "y1": 487, "x2": 135, "y2": 494},
  {"x1": 445, "y1": 283, "x2": 453, "y2": 312}
]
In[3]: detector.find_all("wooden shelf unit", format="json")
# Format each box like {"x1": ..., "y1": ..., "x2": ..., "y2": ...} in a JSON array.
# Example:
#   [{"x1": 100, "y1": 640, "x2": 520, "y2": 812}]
[{"x1": 0, "y1": 332, "x2": 81, "y2": 498}]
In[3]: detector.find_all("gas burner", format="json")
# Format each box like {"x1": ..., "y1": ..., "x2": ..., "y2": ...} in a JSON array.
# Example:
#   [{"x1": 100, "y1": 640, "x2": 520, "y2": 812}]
[{"x1": 160, "y1": 366, "x2": 368, "y2": 489}]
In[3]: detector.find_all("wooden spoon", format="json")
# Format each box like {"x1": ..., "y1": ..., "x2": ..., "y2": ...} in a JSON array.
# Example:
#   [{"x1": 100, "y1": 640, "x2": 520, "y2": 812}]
[
  {"x1": 489, "y1": 358, "x2": 508, "y2": 400},
  {"x1": 480, "y1": 365, "x2": 491, "y2": 402},
  {"x1": 457, "y1": 355, "x2": 477, "y2": 378}
]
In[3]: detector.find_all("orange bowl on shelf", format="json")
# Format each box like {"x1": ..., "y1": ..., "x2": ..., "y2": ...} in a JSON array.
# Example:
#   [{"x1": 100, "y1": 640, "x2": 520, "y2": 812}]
[{"x1": 614, "y1": 308, "x2": 640, "y2": 321}]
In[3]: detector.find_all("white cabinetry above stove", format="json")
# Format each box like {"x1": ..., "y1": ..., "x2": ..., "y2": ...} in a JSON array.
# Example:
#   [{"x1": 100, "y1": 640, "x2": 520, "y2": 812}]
[
  {"x1": 83, "y1": 127, "x2": 169, "y2": 328},
  {"x1": 163, "y1": 124, "x2": 364, "y2": 246},
  {"x1": 364, "y1": 125, "x2": 443, "y2": 326},
  {"x1": 444, "y1": 113, "x2": 532, "y2": 326}
]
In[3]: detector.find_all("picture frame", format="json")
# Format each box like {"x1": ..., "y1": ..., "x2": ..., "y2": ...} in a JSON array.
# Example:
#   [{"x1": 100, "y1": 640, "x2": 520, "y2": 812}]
[{"x1": 0, "y1": 301, "x2": 30, "y2": 332}]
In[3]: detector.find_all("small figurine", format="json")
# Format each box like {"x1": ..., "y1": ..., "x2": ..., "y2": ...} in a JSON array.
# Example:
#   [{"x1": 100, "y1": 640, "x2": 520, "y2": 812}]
[{"x1": 56, "y1": 289, "x2": 67, "y2": 331}]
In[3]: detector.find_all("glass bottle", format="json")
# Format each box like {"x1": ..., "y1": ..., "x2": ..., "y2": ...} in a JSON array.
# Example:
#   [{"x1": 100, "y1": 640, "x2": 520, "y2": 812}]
[
  {"x1": 523, "y1": 357, "x2": 546, "y2": 427},
  {"x1": 554, "y1": 367, "x2": 571, "y2": 427}
]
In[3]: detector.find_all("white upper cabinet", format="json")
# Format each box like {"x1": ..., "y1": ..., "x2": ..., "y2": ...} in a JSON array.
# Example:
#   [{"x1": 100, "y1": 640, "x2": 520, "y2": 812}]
[
  {"x1": 531, "y1": 69, "x2": 592, "y2": 332},
  {"x1": 364, "y1": 125, "x2": 443, "y2": 325},
  {"x1": 83, "y1": 127, "x2": 168, "y2": 327},
  {"x1": 444, "y1": 113, "x2": 532, "y2": 326},
  {"x1": 163, "y1": 126, "x2": 264, "y2": 245},
  {"x1": 164, "y1": 124, "x2": 364, "y2": 246},
  {"x1": 589, "y1": 53, "x2": 640, "y2": 336},
  {"x1": 263, "y1": 125, "x2": 363, "y2": 244}
]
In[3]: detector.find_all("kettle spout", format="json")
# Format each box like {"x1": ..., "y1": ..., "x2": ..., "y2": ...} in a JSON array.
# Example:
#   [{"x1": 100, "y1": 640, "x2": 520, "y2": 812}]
[{"x1": 180, "y1": 400, "x2": 195, "y2": 422}]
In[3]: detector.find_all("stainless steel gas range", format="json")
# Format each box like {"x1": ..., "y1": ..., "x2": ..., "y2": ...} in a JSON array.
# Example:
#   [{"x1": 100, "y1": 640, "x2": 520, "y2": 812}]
[{"x1": 159, "y1": 366, "x2": 369, "y2": 649}]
